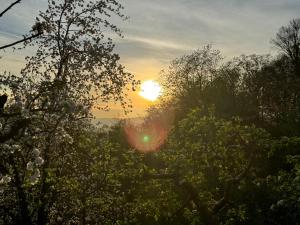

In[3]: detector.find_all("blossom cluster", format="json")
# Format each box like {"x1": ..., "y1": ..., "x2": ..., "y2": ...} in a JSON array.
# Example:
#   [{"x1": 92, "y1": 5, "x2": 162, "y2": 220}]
[{"x1": 26, "y1": 147, "x2": 44, "y2": 185}]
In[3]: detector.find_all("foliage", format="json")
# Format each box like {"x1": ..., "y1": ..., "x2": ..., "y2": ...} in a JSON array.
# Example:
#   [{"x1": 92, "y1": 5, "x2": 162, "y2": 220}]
[
  {"x1": 0, "y1": 0, "x2": 138, "y2": 224},
  {"x1": 272, "y1": 18, "x2": 300, "y2": 74},
  {"x1": 1, "y1": 4, "x2": 300, "y2": 225},
  {"x1": 139, "y1": 108, "x2": 271, "y2": 225}
]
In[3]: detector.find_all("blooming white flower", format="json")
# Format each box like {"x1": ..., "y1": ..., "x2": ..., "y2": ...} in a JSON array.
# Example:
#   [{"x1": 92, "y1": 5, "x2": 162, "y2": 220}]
[
  {"x1": 35, "y1": 127, "x2": 41, "y2": 132},
  {"x1": 277, "y1": 200, "x2": 284, "y2": 206},
  {"x1": 32, "y1": 148, "x2": 40, "y2": 156},
  {"x1": 3, "y1": 176, "x2": 11, "y2": 183},
  {"x1": 34, "y1": 169, "x2": 40, "y2": 178},
  {"x1": 2, "y1": 144, "x2": 10, "y2": 151},
  {"x1": 29, "y1": 169, "x2": 40, "y2": 185},
  {"x1": 32, "y1": 136, "x2": 38, "y2": 141},
  {"x1": 0, "y1": 175, "x2": 11, "y2": 184},
  {"x1": 26, "y1": 161, "x2": 34, "y2": 171},
  {"x1": 270, "y1": 204, "x2": 276, "y2": 210},
  {"x1": 11, "y1": 145, "x2": 21, "y2": 152},
  {"x1": 35, "y1": 157, "x2": 44, "y2": 166},
  {"x1": 64, "y1": 134, "x2": 74, "y2": 144}
]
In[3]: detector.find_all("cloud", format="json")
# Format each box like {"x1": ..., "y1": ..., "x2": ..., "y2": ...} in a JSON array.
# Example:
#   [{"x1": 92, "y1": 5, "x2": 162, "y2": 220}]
[
  {"x1": 118, "y1": 0, "x2": 300, "y2": 57},
  {"x1": 3, "y1": 0, "x2": 299, "y2": 64},
  {"x1": 124, "y1": 35, "x2": 192, "y2": 50},
  {"x1": 1, "y1": 0, "x2": 300, "y2": 117}
]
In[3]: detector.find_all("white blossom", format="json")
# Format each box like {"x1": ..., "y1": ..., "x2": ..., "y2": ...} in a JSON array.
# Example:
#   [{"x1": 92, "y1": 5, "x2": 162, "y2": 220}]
[
  {"x1": 35, "y1": 169, "x2": 41, "y2": 178},
  {"x1": 63, "y1": 133, "x2": 74, "y2": 144},
  {"x1": 2, "y1": 144, "x2": 10, "y2": 151},
  {"x1": 0, "y1": 175, "x2": 11, "y2": 184},
  {"x1": 32, "y1": 148, "x2": 40, "y2": 156},
  {"x1": 29, "y1": 169, "x2": 40, "y2": 185},
  {"x1": 26, "y1": 161, "x2": 34, "y2": 171},
  {"x1": 35, "y1": 157, "x2": 44, "y2": 166},
  {"x1": 270, "y1": 204, "x2": 276, "y2": 210},
  {"x1": 277, "y1": 200, "x2": 284, "y2": 206},
  {"x1": 11, "y1": 144, "x2": 21, "y2": 153}
]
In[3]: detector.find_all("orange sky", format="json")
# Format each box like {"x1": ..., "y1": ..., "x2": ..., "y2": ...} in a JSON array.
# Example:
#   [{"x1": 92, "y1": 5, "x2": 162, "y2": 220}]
[
  {"x1": 2, "y1": 0, "x2": 300, "y2": 118},
  {"x1": 93, "y1": 58, "x2": 165, "y2": 118}
]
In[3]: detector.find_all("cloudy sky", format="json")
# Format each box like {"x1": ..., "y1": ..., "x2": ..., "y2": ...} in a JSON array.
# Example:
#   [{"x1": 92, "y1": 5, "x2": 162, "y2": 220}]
[{"x1": 1, "y1": 0, "x2": 300, "y2": 117}]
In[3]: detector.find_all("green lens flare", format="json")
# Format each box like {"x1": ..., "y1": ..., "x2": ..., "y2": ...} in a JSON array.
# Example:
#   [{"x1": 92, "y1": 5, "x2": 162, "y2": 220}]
[{"x1": 143, "y1": 135, "x2": 150, "y2": 143}]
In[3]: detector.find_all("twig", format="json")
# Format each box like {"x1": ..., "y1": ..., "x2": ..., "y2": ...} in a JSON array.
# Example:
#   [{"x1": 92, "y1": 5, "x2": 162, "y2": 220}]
[
  {"x1": 0, "y1": 32, "x2": 41, "y2": 50},
  {"x1": 0, "y1": 0, "x2": 21, "y2": 18}
]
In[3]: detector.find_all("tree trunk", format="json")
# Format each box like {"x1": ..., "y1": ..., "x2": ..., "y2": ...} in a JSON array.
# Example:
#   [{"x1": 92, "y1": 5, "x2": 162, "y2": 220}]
[{"x1": 13, "y1": 165, "x2": 32, "y2": 225}]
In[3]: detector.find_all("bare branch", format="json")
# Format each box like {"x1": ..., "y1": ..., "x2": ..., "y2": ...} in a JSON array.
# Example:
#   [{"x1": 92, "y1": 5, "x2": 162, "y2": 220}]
[
  {"x1": 0, "y1": 0, "x2": 21, "y2": 18},
  {"x1": 0, "y1": 32, "x2": 42, "y2": 51}
]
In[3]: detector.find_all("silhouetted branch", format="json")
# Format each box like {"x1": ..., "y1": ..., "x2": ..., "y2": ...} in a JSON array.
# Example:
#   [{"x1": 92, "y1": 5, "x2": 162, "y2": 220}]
[
  {"x1": 212, "y1": 153, "x2": 255, "y2": 214},
  {"x1": 0, "y1": 0, "x2": 21, "y2": 18},
  {"x1": 0, "y1": 32, "x2": 41, "y2": 50}
]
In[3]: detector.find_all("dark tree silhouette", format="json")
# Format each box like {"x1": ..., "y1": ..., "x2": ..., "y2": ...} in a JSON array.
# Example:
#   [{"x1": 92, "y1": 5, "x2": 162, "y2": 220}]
[
  {"x1": 272, "y1": 18, "x2": 300, "y2": 74},
  {"x1": 0, "y1": 94, "x2": 7, "y2": 111}
]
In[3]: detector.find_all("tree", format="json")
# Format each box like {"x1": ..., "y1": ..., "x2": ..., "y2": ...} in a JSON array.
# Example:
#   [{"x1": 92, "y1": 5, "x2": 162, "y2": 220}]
[
  {"x1": 272, "y1": 18, "x2": 300, "y2": 74},
  {"x1": 132, "y1": 108, "x2": 270, "y2": 225},
  {"x1": 159, "y1": 45, "x2": 222, "y2": 121},
  {"x1": 42, "y1": 124, "x2": 144, "y2": 225},
  {"x1": 0, "y1": 0, "x2": 138, "y2": 224}
]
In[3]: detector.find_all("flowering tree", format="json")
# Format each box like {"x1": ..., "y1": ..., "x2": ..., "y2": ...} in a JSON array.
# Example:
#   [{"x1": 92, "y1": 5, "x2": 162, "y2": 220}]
[{"x1": 0, "y1": 0, "x2": 138, "y2": 224}]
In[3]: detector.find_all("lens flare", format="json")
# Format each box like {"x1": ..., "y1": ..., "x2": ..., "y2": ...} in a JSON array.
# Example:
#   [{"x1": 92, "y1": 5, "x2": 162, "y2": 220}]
[
  {"x1": 124, "y1": 119, "x2": 169, "y2": 153},
  {"x1": 143, "y1": 135, "x2": 150, "y2": 143}
]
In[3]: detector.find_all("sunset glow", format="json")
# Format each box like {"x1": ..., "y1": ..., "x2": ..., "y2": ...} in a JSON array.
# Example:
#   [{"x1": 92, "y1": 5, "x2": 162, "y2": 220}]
[{"x1": 139, "y1": 80, "x2": 162, "y2": 101}]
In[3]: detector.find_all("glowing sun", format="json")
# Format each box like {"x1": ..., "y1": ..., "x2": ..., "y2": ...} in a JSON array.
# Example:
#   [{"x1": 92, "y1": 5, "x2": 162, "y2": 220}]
[{"x1": 139, "y1": 80, "x2": 162, "y2": 101}]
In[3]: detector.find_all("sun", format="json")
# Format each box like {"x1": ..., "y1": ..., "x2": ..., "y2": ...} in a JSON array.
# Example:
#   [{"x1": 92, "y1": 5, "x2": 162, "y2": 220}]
[{"x1": 139, "y1": 80, "x2": 162, "y2": 101}]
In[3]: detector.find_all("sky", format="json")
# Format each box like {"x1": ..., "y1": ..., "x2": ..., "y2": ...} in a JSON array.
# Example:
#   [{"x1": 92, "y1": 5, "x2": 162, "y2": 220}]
[{"x1": 1, "y1": 0, "x2": 300, "y2": 118}]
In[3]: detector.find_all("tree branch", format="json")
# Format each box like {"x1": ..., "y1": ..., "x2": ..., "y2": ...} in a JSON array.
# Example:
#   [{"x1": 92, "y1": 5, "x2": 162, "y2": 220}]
[
  {"x1": 212, "y1": 153, "x2": 255, "y2": 214},
  {"x1": 143, "y1": 172, "x2": 216, "y2": 225},
  {"x1": 0, "y1": 32, "x2": 41, "y2": 50},
  {"x1": 177, "y1": 180, "x2": 216, "y2": 225},
  {"x1": 0, "y1": 0, "x2": 21, "y2": 18}
]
